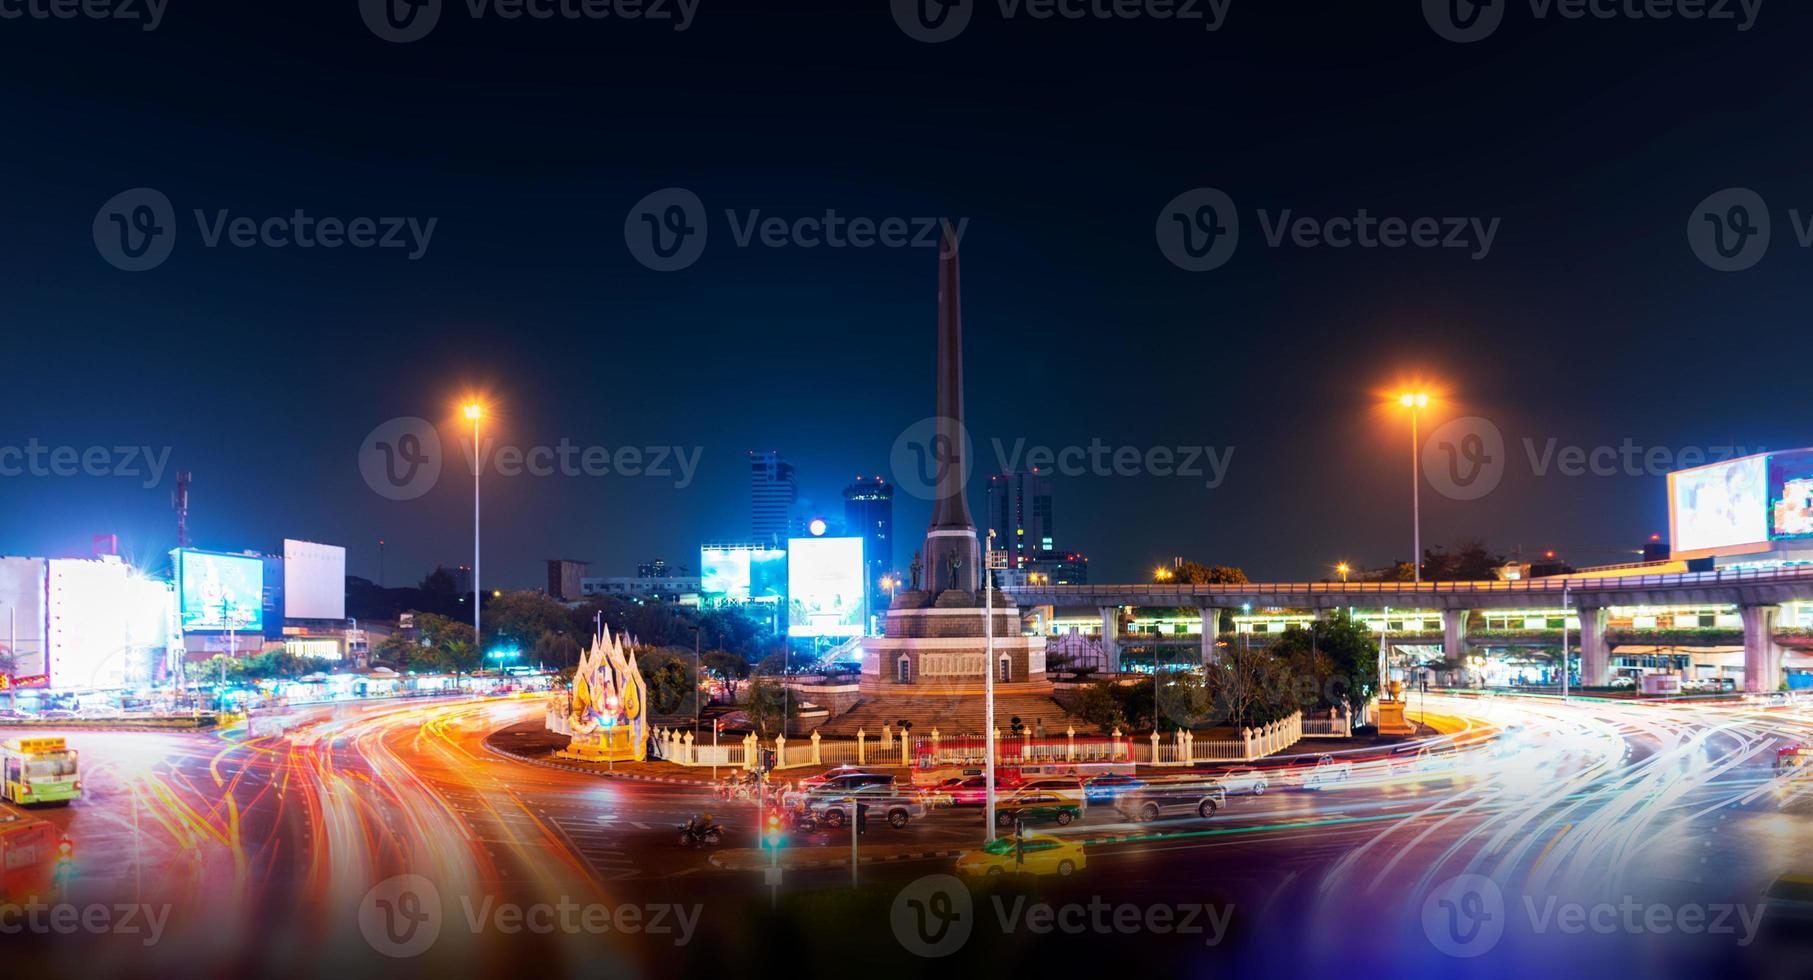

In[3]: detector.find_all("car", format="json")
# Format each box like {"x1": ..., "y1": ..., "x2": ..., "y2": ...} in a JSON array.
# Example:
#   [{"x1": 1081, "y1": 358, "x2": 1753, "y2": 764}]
[
  {"x1": 1114, "y1": 781, "x2": 1227, "y2": 822},
  {"x1": 1083, "y1": 773, "x2": 1145, "y2": 803},
  {"x1": 994, "y1": 793, "x2": 1082, "y2": 828},
  {"x1": 805, "y1": 784, "x2": 926, "y2": 829},
  {"x1": 1216, "y1": 766, "x2": 1269, "y2": 796},
  {"x1": 1286, "y1": 754, "x2": 1353, "y2": 790},
  {"x1": 944, "y1": 774, "x2": 1020, "y2": 807},
  {"x1": 1759, "y1": 873, "x2": 1813, "y2": 949},
  {"x1": 786, "y1": 772, "x2": 894, "y2": 805},
  {"x1": 1395, "y1": 744, "x2": 1458, "y2": 775},
  {"x1": 1015, "y1": 777, "x2": 1087, "y2": 808},
  {"x1": 955, "y1": 833, "x2": 1087, "y2": 877}
]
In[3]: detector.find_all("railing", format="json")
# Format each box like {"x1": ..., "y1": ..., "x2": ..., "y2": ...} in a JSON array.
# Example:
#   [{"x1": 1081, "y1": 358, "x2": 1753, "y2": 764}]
[
  {"x1": 1005, "y1": 565, "x2": 1813, "y2": 600},
  {"x1": 1301, "y1": 711, "x2": 1353, "y2": 738}
]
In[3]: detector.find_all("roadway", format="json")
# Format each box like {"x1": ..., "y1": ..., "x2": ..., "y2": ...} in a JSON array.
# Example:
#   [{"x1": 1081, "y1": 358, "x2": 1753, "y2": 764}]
[{"x1": 4, "y1": 693, "x2": 1811, "y2": 978}]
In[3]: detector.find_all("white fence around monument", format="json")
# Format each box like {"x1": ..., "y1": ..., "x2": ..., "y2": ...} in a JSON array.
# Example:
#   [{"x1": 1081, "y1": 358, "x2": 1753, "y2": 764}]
[{"x1": 642, "y1": 709, "x2": 1311, "y2": 770}]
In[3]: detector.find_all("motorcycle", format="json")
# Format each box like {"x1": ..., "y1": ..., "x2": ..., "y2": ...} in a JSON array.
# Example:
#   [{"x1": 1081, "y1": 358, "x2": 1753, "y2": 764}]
[{"x1": 677, "y1": 822, "x2": 724, "y2": 847}]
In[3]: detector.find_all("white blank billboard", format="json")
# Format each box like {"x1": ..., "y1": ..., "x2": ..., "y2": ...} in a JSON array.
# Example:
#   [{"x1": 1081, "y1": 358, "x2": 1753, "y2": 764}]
[
  {"x1": 283, "y1": 539, "x2": 346, "y2": 620},
  {"x1": 787, "y1": 537, "x2": 865, "y2": 638},
  {"x1": 48, "y1": 559, "x2": 132, "y2": 690},
  {"x1": 0, "y1": 557, "x2": 48, "y2": 680}
]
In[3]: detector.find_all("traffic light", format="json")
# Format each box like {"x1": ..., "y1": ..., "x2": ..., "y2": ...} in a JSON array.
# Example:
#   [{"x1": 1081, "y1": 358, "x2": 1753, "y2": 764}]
[
  {"x1": 0, "y1": 675, "x2": 10, "y2": 691},
  {"x1": 764, "y1": 809, "x2": 784, "y2": 849},
  {"x1": 54, "y1": 836, "x2": 74, "y2": 881}
]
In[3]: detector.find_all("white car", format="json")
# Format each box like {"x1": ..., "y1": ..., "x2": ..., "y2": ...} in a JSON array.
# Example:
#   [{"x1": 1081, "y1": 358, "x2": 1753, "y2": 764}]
[{"x1": 1216, "y1": 766, "x2": 1270, "y2": 796}]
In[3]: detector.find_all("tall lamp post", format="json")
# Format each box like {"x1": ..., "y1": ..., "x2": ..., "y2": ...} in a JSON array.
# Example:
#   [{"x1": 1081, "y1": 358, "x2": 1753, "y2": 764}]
[
  {"x1": 463, "y1": 402, "x2": 485, "y2": 664},
  {"x1": 1396, "y1": 392, "x2": 1430, "y2": 583}
]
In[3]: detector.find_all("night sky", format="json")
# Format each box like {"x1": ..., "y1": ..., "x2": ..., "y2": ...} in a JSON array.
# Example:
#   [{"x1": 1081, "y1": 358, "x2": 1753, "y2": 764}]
[{"x1": 4, "y1": 0, "x2": 1811, "y2": 587}]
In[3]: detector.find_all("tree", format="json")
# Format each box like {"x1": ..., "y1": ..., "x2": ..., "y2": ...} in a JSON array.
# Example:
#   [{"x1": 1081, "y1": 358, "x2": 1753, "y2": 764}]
[
  {"x1": 1058, "y1": 680, "x2": 1128, "y2": 734},
  {"x1": 636, "y1": 648, "x2": 698, "y2": 716},
  {"x1": 1162, "y1": 562, "x2": 1249, "y2": 585},
  {"x1": 1268, "y1": 609, "x2": 1379, "y2": 717},
  {"x1": 483, "y1": 591, "x2": 573, "y2": 656},
  {"x1": 420, "y1": 567, "x2": 459, "y2": 598},
  {"x1": 1420, "y1": 538, "x2": 1506, "y2": 582},
  {"x1": 1203, "y1": 645, "x2": 1296, "y2": 730},
  {"x1": 743, "y1": 676, "x2": 797, "y2": 737},
  {"x1": 532, "y1": 631, "x2": 582, "y2": 671},
  {"x1": 702, "y1": 650, "x2": 750, "y2": 700},
  {"x1": 409, "y1": 614, "x2": 479, "y2": 674}
]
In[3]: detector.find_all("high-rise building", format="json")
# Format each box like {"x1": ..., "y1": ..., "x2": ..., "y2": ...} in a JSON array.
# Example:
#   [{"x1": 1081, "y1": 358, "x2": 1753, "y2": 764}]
[
  {"x1": 749, "y1": 450, "x2": 798, "y2": 548},
  {"x1": 987, "y1": 470, "x2": 1055, "y2": 569},
  {"x1": 546, "y1": 559, "x2": 589, "y2": 601},
  {"x1": 842, "y1": 476, "x2": 894, "y2": 621},
  {"x1": 637, "y1": 559, "x2": 670, "y2": 579}
]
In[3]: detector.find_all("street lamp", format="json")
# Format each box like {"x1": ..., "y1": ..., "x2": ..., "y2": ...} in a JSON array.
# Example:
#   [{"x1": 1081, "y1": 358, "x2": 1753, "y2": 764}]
[
  {"x1": 1395, "y1": 391, "x2": 1430, "y2": 583},
  {"x1": 1336, "y1": 562, "x2": 1350, "y2": 584},
  {"x1": 463, "y1": 401, "x2": 485, "y2": 664}
]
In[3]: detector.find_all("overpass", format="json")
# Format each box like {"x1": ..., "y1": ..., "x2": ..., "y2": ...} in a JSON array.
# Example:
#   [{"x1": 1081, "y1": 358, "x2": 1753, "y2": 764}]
[{"x1": 1003, "y1": 565, "x2": 1813, "y2": 692}]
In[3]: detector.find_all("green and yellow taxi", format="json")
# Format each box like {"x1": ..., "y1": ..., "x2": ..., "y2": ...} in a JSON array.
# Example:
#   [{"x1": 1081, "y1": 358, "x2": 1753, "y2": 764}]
[
  {"x1": 993, "y1": 792, "x2": 1082, "y2": 828},
  {"x1": 956, "y1": 833, "x2": 1087, "y2": 877}
]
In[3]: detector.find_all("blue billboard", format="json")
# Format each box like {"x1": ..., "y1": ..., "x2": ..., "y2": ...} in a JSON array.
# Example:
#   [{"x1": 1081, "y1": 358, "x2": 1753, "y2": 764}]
[{"x1": 178, "y1": 550, "x2": 265, "y2": 632}]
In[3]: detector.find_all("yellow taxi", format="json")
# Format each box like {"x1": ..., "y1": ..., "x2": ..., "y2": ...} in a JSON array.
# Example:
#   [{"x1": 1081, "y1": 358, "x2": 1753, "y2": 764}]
[{"x1": 955, "y1": 833, "x2": 1086, "y2": 878}]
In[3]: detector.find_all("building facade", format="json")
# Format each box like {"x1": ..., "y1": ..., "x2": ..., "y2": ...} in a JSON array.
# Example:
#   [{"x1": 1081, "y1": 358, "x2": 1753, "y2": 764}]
[
  {"x1": 987, "y1": 470, "x2": 1055, "y2": 569},
  {"x1": 748, "y1": 450, "x2": 798, "y2": 548},
  {"x1": 842, "y1": 476, "x2": 894, "y2": 625}
]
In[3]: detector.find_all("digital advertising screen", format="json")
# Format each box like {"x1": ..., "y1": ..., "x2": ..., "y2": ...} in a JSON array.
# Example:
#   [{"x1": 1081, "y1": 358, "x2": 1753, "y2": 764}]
[
  {"x1": 749, "y1": 548, "x2": 787, "y2": 601},
  {"x1": 1669, "y1": 454, "x2": 1769, "y2": 558},
  {"x1": 178, "y1": 550, "x2": 265, "y2": 631},
  {"x1": 283, "y1": 539, "x2": 346, "y2": 620},
  {"x1": 701, "y1": 546, "x2": 786, "y2": 603},
  {"x1": 786, "y1": 536, "x2": 865, "y2": 638},
  {"x1": 1769, "y1": 450, "x2": 1813, "y2": 540},
  {"x1": 701, "y1": 547, "x2": 750, "y2": 600}
]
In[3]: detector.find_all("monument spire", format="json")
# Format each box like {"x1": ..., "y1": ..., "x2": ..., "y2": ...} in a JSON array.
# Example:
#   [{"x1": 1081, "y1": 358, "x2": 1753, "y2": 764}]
[{"x1": 923, "y1": 221, "x2": 980, "y2": 595}]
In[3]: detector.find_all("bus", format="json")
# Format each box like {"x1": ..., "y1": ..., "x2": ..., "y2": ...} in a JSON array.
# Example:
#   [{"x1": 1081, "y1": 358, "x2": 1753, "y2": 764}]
[{"x1": 0, "y1": 738, "x2": 81, "y2": 806}]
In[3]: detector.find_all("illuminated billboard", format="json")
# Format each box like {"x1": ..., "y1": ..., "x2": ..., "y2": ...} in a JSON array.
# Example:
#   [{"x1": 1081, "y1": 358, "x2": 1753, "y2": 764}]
[
  {"x1": 787, "y1": 536, "x2": 865, "y2": 638},
  {"x1": 283, "y1": 539, "x2": 346, "y2": 620},
  {"x1": 0, "y1": 558, "x2": 47, "y2": 679},
  {"x1": 700, "y1": 546, "x2": 785, "y2": 603},
  {"x1": 178, "y1": 550, "x2": 265, "y2": 631},
  {"x1": 1769, "y1": 450, "x2": 1813, "y2": 540},
  {"x1": 47, "y1": 559, "x2": 132, "y2": 690},
  {"x1": 1669, "y1": 454, "x2": 1769, "y2": 559}
]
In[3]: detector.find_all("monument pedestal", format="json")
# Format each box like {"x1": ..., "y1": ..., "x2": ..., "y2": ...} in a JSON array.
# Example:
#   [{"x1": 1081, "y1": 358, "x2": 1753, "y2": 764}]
[
  {"x1": 1377, "y1": 699, "x2": 1416, "y2": 736},
  {"x1": 556, "y1": 726, "x2": 640, "y2": 763}
]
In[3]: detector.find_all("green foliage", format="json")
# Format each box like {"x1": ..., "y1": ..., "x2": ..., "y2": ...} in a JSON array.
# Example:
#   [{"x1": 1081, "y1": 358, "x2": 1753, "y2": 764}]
[
  {"x1": 1266, "y1": 609, "x2": 1378, "y2": 716},
  {"x1": 1419, "y1": 538, "x2": 1505, "y2": 582},
  {"x1": 1203, "y1": 645, "x2": 1297, "y2": 730},
  {"x1": 482, "y1": 591, "x2": 574, "y2": 655},
  {"x1": 743, "y1": 675, "x2": 797, "y2": 737},
  {"x1": 636, "y1": 648, "x2": 698, "y2": 716},
  {"x1": 1163, "y1": 562, "x2": 1249, "y2": 585},
  {"x1": 1058, "y1": 680, "x2": 1128, "y2": 734}
]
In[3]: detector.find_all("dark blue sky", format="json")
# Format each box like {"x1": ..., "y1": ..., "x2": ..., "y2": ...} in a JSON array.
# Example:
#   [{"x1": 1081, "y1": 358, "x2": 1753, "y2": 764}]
[{"x1": 3, "y1": 0, "x2": 1811, "y2": 586}]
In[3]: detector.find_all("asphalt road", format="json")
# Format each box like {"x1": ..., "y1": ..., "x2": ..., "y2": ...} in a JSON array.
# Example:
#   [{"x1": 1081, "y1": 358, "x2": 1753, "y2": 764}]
[{"x1": 5, "y1": 693, "x2": 1811, "y2": 979}]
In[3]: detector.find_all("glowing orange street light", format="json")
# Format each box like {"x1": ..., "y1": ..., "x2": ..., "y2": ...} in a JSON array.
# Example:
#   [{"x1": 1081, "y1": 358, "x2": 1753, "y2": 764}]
[{"x1": 1336, "y1": 562, "x2": 1350, "y2": 583}]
